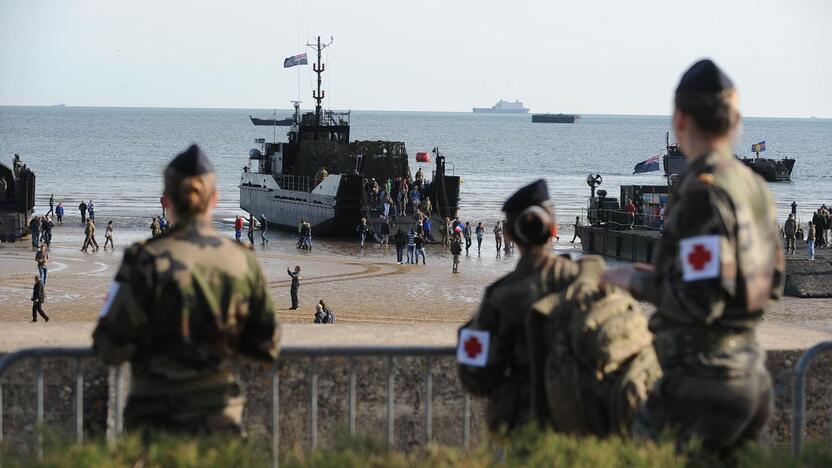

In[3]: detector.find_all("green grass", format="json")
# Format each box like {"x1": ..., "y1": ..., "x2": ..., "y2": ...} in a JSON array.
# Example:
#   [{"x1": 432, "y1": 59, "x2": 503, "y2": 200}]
[{"x1": 1, "y1": 429, "x2": 830, "y2": 467}]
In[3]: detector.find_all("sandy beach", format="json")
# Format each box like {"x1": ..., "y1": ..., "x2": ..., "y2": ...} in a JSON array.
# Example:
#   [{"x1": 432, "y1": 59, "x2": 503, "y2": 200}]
[{"x1": 1, "y1": 221, "x2": 831, "y2": 351}]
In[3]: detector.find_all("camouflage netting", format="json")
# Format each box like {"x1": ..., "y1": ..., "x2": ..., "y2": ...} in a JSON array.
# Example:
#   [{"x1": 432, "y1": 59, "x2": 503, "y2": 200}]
[{"x1": 296, "y1": 141, "x2": 411, "y2": 182}]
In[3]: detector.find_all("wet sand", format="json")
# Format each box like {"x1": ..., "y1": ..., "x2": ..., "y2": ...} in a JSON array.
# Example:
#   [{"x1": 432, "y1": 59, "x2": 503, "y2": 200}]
[{"x1": 1, "y1": 222, "x2": 831, "y2": 350}]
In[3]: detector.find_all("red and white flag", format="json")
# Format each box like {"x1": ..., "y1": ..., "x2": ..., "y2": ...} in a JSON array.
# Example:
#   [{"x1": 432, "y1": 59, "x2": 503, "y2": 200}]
[
  {"x1": 679, "y1": 235, "x2": 720, "y2": 282},
  {"x1": 457, "y1": 329, "x2": 490, "y2": 367}
]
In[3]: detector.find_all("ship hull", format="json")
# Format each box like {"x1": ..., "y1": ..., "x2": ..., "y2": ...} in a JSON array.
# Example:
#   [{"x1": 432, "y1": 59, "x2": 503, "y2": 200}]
[
  {"x1": 249, "y1": 116, "x2": 295, "y2": 126},
  {"x1": 739, "y1": 157, "x2": 795, "y2": 182},
  {"x1": 532, "y1": 113, "x2": 578, "y2": 123}
]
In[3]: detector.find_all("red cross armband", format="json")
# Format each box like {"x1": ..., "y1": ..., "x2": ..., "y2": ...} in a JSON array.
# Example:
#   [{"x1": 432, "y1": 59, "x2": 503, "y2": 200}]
[
  {"x1": 457, "y1": 329, "x2": 490, "y2": 367},
  {"x1": 679, "y1": 235, "x2": 721, "y2": 282}
]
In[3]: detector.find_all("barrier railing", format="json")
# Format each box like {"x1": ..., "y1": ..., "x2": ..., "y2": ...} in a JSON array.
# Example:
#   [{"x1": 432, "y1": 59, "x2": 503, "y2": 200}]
[
  {"x1": 791, "y1": 340, "x2": 832, "y2": 456},
  {"x1": 0, "y1": 345, "x2": 463, "y2": 467}
]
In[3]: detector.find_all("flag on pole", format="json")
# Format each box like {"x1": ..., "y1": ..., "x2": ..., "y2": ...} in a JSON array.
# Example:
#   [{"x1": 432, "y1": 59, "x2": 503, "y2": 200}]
[
  {"x1": 633, "y1": 155, "x2": 660, "y2": 174},
  {"x1": 283, "y1": 53, "x2": 308, "y2": 68},
  {"x1": 752, "y1": 141, "x2": 766, "y2": 153}
]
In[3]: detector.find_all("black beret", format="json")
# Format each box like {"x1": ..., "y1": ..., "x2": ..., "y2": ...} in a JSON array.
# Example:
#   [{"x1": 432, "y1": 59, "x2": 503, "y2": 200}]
[
  {"x1": 502, "y1": 179, "x2": 550, "y2": 215},
  {"x1": 676, "y1": 59, "x2": 734, "y2": 94},
  {"x1": 167, "y1": 144, "x2": 214, "y2": 176}
]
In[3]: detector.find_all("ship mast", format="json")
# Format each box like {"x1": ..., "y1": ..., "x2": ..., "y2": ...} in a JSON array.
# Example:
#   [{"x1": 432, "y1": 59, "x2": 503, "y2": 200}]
[{"x1": 306, "y1": 36, "x2": 333, "y2": 125}]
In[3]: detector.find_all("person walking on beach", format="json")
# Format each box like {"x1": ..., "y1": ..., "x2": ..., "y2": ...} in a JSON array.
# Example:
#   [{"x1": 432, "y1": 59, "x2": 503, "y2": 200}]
[
  {"x1": 87, "y1": 200, "x2": 95, "y2": 222},
  {"x1": 406, "y1": 228, "x2": 416, "y2": 264},
  {"x1": 571, "y1": 216, "x2": 582, "y2": 244},
  {"x1": 394, "y1": 228, "x2": 406, "y2": 264},
  {"x1": 56, "y1": 202, "x2": 64, "y2": 224},
  {"x1": 36, "y1": 244, "x2": 49, "y2": 286},
  {"x1": 234, "y1": 216, "x2": 243, "y2": 243},
  {"x1": 47, "y1": 194, "x2": 54, "y2": 217},
  {"x1": 475, "y1": 222, "x2": 485, "y2": 255},
  {"x1": 791, "y1": 201, "x2": 797, "y2": 217},
  {"x1": 380, "y1": 216, "x2": 391, "y2": 245},
  {"x1": 82, "y1": 218, "x2": 99, "y2": 252},
  {"x1": 92, "y1": 144, "x2": 279, "y2": 435},
  {"x1": 79, "y1": 200, "x2": 87, "y2": 225},
  {"x1": 450, "y1": 233, "x2": 462, "y2": 273},
  {"x1": 493, "y1": 221, "x2": 503, "y2": 252},
  {"x1": 415, "y1": 231, "x2": 426, "y2": 264},
  {"x1": 260, "y1": 214, "x2": 269, "y2": 245},
  {"x1": 807, "y1": 221, "x2": 816, "y2": 260},
  {"x1": 784, "y1": 214, "x2": 797, "y2": 255},
  {"x1": 356, "y1": 218, "x2": 369, "y2": 248},
  {"x1": 42, "y1": 215, "x2": 53, "y2": 247},
  {"x1": 31, "y1": 275, "x2": 49, "y2": 322},
  {"x1": 302, "y1": 219, "x2": 312, "y2": 250},
  {"x1": 104, "y1": 221, "x2": 115, "y2": 249},
  {"x1": 288, "y1": 265, "x2": 301, "y2": 309},
  {"x1": 29, "y1": 216, "x2": 40, "y2": 249},
  {"x1": 160, "y1": 195, "x2": 166, "y2": 217},
  {"x1": 463, "y1": 222, "x2": 472, "y2": 255},
  {"x1": 603, "y1": 59, "x2": 783, "y2": 456},
  {"x1": 247, "y1": 214, "x2": 257, "y2": 247}
]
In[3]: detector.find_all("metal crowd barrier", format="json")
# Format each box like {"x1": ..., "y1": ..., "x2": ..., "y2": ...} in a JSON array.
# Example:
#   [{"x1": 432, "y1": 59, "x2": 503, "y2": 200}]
[
  {"x1": 791, "y1": 340, "x2": 832, "y2": 456},
  {"x1": 0, "y1": 345, "x2": 464, "y2": 466}
]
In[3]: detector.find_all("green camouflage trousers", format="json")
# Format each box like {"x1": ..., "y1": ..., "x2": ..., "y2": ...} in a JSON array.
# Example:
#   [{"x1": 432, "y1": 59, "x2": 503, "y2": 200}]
[
  {"x1": 124, "y1": 384, "x2": 245, "y2": 436},
  {"x1": 632, "y1": 348, "x2": 772, "y2": 455}
]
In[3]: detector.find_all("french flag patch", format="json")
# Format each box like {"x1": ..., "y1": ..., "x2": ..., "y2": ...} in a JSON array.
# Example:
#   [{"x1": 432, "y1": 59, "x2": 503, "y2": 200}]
[{"x1": 457, "y1": 329, "x2": 490, "y2": 367}]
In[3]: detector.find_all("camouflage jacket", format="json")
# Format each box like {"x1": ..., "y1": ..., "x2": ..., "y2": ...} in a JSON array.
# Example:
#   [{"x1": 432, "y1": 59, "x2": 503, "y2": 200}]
[
  {"x1": 92, "y1": 219, "x2": 280, "y2": 396},
  {"x1": 458, "y1": 251, "x2": 579, "y2": 432},
  {"x1": 630, "y1": 149, "x2": 784, "y2": 337}
]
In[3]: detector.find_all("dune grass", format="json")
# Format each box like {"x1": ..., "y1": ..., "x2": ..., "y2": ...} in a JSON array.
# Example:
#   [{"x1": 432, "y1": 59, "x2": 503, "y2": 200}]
[{"x1": 1, "y1": 428, "x2": 830, "y2": 467}]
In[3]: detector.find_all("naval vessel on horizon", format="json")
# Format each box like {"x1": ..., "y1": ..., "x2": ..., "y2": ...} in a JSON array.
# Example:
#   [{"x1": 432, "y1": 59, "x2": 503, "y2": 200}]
[
  {"x1": 239, "y1": 36, "x2": 461, "y2": 238},
  {"x1": 472, "y1": 99, "x2": 529, "y2": 113}
]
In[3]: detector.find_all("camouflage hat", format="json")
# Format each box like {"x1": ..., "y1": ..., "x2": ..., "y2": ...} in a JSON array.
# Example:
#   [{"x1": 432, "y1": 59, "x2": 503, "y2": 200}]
[{"x1": 167, "y1": 144, "x2": 214, "y2": 176}]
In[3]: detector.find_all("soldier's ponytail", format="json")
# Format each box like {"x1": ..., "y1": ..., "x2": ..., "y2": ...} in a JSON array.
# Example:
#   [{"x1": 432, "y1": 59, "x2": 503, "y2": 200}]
[
  {"x1": 674, "y1": 88, "x2": 740, "y2": 137},
  {"x1": 164, "y1": 170, "x2": 216, "y2": 218}
]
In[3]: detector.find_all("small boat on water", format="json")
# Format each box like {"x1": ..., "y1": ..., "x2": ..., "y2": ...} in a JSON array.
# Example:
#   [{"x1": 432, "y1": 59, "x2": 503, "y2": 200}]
[
  {"x1": 738, "y1": 141, "x2": 794, "y2": 182},
  {"x1": 532, "y1": 113, "x2": 580, "y2": 124}
]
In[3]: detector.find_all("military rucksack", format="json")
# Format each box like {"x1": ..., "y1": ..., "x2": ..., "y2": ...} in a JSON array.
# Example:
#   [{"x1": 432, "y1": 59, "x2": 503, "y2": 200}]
[{"x1": 526, "y1": 256, "x2": 661, "y2": 436}]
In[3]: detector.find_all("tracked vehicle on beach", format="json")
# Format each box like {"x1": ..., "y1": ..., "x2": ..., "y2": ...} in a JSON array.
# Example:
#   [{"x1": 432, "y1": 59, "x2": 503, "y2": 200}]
[{"x1": 239, "y1": 37, "x2": 461, "y2": 237}]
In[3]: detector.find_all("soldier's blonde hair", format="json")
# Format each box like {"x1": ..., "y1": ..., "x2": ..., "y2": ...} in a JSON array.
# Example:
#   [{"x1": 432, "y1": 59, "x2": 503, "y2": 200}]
[{"x1": 164, "y1": 170, "x2": 217, "y2": 218}]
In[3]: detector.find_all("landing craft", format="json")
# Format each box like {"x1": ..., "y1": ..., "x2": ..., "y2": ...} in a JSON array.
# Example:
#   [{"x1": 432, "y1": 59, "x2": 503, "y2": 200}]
[{"x1": 239, "y1": 37, "x2": 461, "y2": 237}]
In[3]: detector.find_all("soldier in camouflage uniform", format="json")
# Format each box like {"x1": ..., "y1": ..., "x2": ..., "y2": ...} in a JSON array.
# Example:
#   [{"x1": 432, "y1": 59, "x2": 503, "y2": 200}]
[
  {"x1": 458, "y1": 179, "x2": 579, "y2": 433},
  {"x1": 93, "y1": 144, "x2": 280, "y2": 435},
  {"x1": 603, "y1": 60, "x2": 784, "y2": 455}
]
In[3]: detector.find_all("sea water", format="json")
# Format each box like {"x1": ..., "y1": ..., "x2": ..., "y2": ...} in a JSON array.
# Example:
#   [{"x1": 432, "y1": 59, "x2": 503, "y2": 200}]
[{"x1": 1, "y1": 106, "x2": 830, "y2": 228}]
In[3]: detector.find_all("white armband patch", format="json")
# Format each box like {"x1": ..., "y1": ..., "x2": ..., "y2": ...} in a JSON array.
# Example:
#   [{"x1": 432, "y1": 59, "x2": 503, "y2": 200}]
[
  {"x1": 679, "y1": 235, "x2": 721, "y2": 282},
  {"x1": 457, "y1": 328, "x2": 490, "y2": 367},
  {"x1": 99, "y1": 282, "x2": 122, "y2": 318}
]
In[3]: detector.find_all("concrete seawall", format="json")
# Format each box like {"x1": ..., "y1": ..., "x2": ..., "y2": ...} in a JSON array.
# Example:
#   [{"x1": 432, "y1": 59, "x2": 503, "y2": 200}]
[{"x1": 0, "y1": 324, "x2": 830, "y2": 453}]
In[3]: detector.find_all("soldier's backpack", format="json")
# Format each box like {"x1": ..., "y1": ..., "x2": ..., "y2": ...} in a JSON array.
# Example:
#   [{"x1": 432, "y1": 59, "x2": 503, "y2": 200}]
[{"x1": 526, "y1": 256, "x2": 662, "y2": 436}]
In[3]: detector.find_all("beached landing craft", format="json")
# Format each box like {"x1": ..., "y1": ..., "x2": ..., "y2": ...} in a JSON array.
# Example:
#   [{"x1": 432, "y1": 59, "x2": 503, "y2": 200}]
[{"x1": 239, "y1": 37, "x2": 461, "y2": 237}]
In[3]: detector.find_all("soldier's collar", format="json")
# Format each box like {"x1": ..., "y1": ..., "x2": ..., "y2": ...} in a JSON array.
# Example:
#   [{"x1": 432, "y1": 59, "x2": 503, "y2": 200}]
[{"x1": 172, "y1": 218, "x2": 214, "y2": 232}]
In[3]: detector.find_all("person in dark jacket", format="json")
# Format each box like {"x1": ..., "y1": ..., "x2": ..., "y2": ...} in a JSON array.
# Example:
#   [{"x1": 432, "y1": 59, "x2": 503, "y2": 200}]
[
  {"x1": 320, "y1": 300, "x2": 335, "y2": 323},
  {"x1": 31, "y1": 275, "x2": 49, "y2": 322},
  {"x1": 288, "y1": 265, "x2": 301, "y2": 309},
  {"x1": 79, "y1": 200, "x2": 87, "y2": 224},
  {"x1": 394, "y1": 229, "x2": 407, "y2": 264}
]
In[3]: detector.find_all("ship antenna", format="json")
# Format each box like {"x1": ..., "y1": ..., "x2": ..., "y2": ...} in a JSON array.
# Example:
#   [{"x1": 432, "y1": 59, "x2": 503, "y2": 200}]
[{"x1": 306, "y1": 35, "x2": 334, "y2": 125}]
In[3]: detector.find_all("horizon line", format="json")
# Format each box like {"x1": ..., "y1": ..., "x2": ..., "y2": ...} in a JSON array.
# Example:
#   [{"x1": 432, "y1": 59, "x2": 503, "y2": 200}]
[{"x1": 0, "y1": 104, "x2": 828, "y2": 120}]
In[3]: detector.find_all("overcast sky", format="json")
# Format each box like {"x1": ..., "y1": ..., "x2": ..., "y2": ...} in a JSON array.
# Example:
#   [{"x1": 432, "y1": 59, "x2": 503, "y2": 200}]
[{"x1": 1, "y1": 0, "x2": 830, "y2": 117}]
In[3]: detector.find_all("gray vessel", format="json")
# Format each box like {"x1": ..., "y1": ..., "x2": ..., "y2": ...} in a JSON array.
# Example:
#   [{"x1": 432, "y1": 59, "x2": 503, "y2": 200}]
[
  {"x1": 239, "y1": 37, "x2": 461, "y2": 237},
  {"x1": 472, "y1": 99, "x2": 529, "y2": 113}
]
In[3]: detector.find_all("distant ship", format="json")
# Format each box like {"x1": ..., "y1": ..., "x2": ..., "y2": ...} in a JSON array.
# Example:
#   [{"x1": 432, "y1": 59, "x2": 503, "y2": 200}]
[
  {"x1": 472, "y1": 99, "x2": 529, "y2": 113},
  {"x1": 532, "y1": 113, "x2": 580, "y2": 124},
  {"x1": 662, "y1": 132, "x2": 795, "y2": 182}
]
